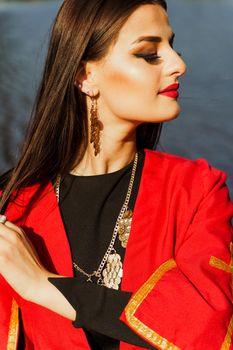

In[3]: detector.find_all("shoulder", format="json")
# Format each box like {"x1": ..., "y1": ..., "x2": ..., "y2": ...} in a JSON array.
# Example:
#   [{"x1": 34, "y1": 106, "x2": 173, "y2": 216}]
[
  {"x1": 0, "y1": 171, "x2": 53, "y2": 220},
  {"x1": 144, "y1": 150, "x2": 232, "y2": 230},
  {"x1": 144, "y1": 149, "x2": 229, "y2": 198},
  {"x1": 1, "y1": 182, "x2": 54, "y2": 225},
  {"x1": 144, "y1": 148, "x2": 226, "y2": 177}
]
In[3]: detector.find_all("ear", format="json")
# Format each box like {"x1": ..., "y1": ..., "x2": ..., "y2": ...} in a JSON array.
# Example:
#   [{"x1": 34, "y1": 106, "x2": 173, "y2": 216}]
[{"x1": 75, "y1": 61, "x2": 99, "y2": 97}]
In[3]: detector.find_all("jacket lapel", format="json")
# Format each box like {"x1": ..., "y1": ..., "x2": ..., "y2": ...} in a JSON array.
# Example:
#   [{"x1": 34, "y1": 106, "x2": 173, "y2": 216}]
[
  {"x1": 121, "y1": 150, "x2": 169, "y2": 293},
  {"x1": 23, "y1": 182, "x2": 74, "y2": 277}
]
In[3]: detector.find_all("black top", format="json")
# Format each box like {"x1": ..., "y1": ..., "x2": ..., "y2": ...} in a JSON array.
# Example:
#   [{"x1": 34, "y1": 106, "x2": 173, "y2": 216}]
[{"x1": 48, "y1": 150, "x2": 156, "y2": 349}]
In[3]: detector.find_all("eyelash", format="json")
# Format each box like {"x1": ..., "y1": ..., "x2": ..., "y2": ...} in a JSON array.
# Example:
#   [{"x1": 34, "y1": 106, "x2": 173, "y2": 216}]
[
  {"x1": 135, "y1": 50, "x2": 182, "y2": 64},
  {"x1": 135, "y1": 53, "x2": 161, "y2": 63}
]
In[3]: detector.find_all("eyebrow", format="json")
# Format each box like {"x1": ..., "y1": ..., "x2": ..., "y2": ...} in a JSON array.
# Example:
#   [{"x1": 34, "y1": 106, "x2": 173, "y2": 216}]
[{"x1": 131, "y1": 32, "x2": 175, "y2": 45}]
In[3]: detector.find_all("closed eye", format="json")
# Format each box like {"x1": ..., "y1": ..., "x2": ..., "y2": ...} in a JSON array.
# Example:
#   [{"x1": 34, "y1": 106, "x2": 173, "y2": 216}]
[
  {"x1": 134, "y1": 49, "x2": 182, "y2": 64},
  {"x1": 134, "y1": 53, "x2": 161, "y2": 64}
]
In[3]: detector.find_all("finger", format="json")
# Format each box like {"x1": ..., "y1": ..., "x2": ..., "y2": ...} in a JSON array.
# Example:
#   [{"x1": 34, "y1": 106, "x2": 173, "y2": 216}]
[
  {"x1": 0, "y1": 221, "x2": 43, "y2": 267},
  {"x1": 0, "y1": 223, "x2": 31, "y2": 256},
  {"x1": 0, "y1": 222, "x2": 23, "y2": 242},
  {"x1": 5, "y1": 221, "x2": 22, "y2": 234},
  {"x1": 0, "y1": 221, "x2": 30, "y2": 245},
  {"x1": 0, "y1": 220, "x2": 21, "y2": 234},
  {"x1": 9, "y1": 225, "x2": 43, "y2": 266},
  {"x1": 0, "y1": 225, "x2": 43, "y2": 269}
]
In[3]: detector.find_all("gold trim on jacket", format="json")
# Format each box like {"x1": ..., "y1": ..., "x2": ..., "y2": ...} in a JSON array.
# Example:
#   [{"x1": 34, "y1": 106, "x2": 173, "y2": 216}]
[
  {"x1": 7, "y1": 299, "x2": 19, "y2": 350},
  {"x1": 124, "y1": 258, "x2": 180, "y2": 350}
]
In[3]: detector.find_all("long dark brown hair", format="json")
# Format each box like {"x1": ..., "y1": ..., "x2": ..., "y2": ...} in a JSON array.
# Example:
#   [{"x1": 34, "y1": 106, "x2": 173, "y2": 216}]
[{"x1": 0, "y1": 0, "x2": 167, "y2": 211}]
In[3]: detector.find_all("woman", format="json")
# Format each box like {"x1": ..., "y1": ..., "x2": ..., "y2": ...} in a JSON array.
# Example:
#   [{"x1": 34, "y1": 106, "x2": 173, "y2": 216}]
[{"x1": 0, "y1": 0, "x2": 232, "y2": 349}]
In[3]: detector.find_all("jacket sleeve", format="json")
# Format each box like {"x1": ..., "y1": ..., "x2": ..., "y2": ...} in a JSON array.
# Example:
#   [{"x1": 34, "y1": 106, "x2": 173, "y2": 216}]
[
  {"x1": 0, "y1": 276, "x2": 20, "y2": 350},
  {"x1": 0, "y1": 184, "x2": 22, "y2": 349},
  {"x1": 48, "y1": 277, "x2": 155, "y2": 349},
  {"x1": 119, "y1": 161, "x2": 233, "y2": 350}
]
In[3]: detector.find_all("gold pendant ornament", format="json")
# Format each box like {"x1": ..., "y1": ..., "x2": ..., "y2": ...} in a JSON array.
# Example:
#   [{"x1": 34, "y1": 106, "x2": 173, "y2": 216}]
[
  {"x1": 117, "y1": 209, "x2": 133, "y2": 248},
  {"x1": 55, "y1": 153, "x2": 139, "y2": 290},
  {"x1": 90, "y1": 97, "x2": 101, "y2": 156},
  {"x1": 102, "y1": 251, "x2": 123, "y2": 290}
]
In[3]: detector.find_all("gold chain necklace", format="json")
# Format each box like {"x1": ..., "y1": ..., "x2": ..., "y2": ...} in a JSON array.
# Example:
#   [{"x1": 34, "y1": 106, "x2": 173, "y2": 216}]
[{"x1": 55, "y1": 153, "x2": 138, "y2": 289}]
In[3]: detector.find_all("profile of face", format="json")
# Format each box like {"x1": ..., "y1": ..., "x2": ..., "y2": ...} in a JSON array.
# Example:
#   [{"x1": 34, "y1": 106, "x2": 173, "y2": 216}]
[{"x1": 80, "y1": 4, "x2": 187, "y2": 128}]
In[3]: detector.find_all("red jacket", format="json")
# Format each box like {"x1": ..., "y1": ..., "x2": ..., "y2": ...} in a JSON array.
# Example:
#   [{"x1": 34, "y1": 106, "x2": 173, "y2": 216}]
[{"x1": 0, "y1": 149, "x2": 232, "y2": 350}]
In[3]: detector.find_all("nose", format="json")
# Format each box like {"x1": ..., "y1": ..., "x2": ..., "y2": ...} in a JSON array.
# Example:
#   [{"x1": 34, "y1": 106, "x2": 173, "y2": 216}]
[{"x1": 166, "y1": 50, "x2": 187, "y2": 78}]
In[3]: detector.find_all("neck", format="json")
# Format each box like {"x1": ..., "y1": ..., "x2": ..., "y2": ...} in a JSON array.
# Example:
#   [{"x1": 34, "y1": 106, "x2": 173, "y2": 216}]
[{"x1": 71, "y1": 130, "x2": 137, "y2": 176}]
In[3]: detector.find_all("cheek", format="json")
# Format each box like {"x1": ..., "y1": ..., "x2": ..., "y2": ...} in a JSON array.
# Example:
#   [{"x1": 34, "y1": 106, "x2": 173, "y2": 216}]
[
  {"x1": 98, "y1": 59, "x2": 180, "y2": 123},
  {"x1": 103, "y1": 64, "x2": 151, "y2": 94},
  {"x1": 99, "y1": 59, "x2": 160, "y2": 118}
]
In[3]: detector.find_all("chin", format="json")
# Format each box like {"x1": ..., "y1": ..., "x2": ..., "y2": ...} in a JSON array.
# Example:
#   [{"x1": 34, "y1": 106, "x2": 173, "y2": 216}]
[
  {"x1": 132, "y1": 103, "x2": 181, "y2": 123},
  {"x1": 161, "y1": 103, "x2": 181, "y2": 122}
]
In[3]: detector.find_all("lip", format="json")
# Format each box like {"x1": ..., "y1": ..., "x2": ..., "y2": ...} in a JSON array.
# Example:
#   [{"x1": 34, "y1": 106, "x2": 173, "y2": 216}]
[
  {"x1": 159, "y1": 90, "x2": 179, "y2": 98},
  {"x1": 159, "y1": 83, "x2": 179, "y2": 93}
]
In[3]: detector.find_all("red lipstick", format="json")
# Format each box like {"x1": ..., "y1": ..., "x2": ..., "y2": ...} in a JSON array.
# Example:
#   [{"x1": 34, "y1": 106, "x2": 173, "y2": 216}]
[{"x1": 159, "y1": 83, "x2": 179, "y2": 98}]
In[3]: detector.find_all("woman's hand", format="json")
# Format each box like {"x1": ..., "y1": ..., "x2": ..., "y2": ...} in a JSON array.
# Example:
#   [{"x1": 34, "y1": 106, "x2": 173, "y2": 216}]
[
  {"x1": 0, "y1": 219, "x2": 50, "y2": 301},
  {"x1": 0, "y1": 218, "x2": 76, "y2": 320}
]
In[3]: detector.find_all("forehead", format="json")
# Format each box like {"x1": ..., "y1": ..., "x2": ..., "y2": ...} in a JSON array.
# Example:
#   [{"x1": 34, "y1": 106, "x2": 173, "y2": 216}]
[{"x1": 117, "y1": 4, "x2": 172, "y2": 45}]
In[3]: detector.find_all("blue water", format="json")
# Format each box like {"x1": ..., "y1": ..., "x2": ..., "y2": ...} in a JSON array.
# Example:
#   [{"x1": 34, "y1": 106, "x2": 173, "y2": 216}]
[{"x1": 0, "y1": 0, "x2": 232, "y2": 197}]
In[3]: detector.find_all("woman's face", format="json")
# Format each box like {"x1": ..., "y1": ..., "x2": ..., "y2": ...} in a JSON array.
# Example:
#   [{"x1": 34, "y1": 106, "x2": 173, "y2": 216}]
[{"x1": 86, "y1": 4, "x2": 187, "y2": 126}]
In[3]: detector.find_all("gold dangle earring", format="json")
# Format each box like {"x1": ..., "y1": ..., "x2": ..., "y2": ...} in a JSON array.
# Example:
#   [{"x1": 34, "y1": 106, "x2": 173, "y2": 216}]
[{"x1": 90, "y1": 97, "x2": 101, "y2": 156}]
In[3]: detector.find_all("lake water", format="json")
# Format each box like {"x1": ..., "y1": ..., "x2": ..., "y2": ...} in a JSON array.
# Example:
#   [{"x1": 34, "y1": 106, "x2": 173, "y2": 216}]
[{"x1": 0, "y1": 0, "x2": 232, "y2": 197}]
